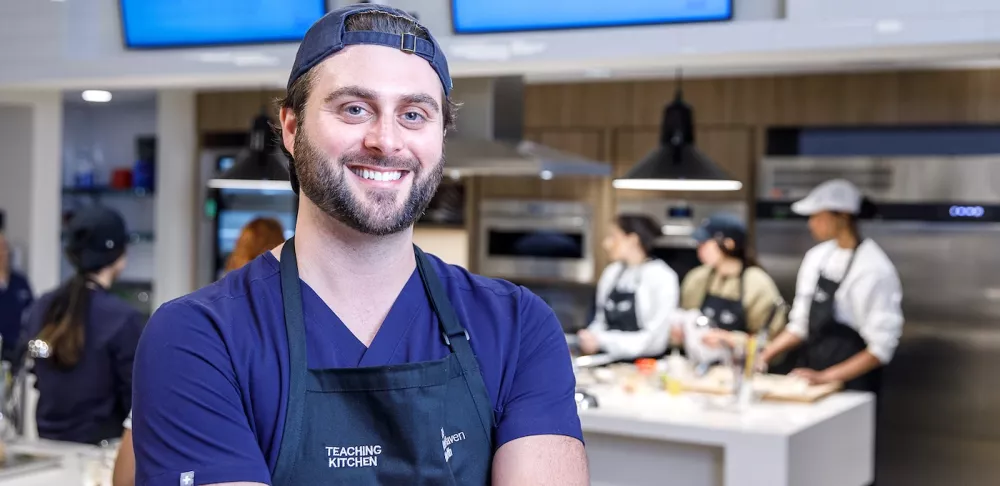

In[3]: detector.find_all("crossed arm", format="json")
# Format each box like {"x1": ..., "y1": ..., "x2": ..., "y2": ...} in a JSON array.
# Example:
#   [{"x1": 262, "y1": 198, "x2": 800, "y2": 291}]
[{"x1": 204, "y1": 437, "x2": 589, "y2": 486}]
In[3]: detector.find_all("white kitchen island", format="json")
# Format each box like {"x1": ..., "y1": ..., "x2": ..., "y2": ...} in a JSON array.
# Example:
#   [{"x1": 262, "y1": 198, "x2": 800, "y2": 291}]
[{"x1": 579, "y1": 385, "x2": 875, "y2": 486}]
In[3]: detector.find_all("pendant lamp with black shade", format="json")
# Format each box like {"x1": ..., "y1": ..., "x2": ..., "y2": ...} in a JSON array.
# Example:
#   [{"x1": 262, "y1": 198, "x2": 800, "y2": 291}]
[
  {"x1": 613, "y1": 73, "x2": 742, "y2": 192},
  {"x1": 207, "y1": 107, "x2": 292, "y2": 191}
]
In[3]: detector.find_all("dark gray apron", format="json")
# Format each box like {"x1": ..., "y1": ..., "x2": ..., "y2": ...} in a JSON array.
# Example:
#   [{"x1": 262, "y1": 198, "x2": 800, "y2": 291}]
[
  {"x1": 698, "y1": 267, "x2": 748, "y2": 333},
  {"x1": 270, "y1": 238, "x2": 495, "y2": 485},
  {"x1": 802, "y1": 242, "x2": 883, "y2": 393}
]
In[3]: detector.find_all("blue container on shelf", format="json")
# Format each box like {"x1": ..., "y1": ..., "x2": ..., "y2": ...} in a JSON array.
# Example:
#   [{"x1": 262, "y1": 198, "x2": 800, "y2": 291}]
[{"x1": 133, "y1": 159, "x2": 154, "y2": 192}]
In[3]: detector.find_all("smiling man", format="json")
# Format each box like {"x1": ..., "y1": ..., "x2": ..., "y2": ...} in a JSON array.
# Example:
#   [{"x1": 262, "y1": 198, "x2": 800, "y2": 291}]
[{"x1": 131, "y1": 5, "x2": 587, "y2": 486}]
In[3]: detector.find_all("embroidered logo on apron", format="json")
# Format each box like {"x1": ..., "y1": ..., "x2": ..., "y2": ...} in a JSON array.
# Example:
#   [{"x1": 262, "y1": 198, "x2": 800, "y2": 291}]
[
  {"x1": 326, "y1": 445, "x2": 383, "y2": 468},
  {"x1": 442, "y1": 428, "x2": 466, "y2": 463},
  {"x1": 814, "y1": 289, "x2": 829, "y2": 303}
]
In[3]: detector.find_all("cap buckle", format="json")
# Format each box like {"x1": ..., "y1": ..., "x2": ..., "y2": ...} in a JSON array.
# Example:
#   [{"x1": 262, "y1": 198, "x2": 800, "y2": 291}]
[{"x1": 400, "y1": 32, "x2": 417, "y2": 54}]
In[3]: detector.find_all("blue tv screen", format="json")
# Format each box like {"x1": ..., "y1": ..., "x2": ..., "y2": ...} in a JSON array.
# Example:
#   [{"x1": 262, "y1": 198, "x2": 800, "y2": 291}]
[
  {"x1": 120, "y1": 0, "x2": 327, "y2": 48},
  {"x1": 451, "y1": 0, "x2": 733, "y2": 34}
]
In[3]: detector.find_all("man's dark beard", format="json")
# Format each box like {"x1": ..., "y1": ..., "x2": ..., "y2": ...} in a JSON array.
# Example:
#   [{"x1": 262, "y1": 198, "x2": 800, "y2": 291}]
[{"x1": 293, "y1": 129, "x2": 444, "y2": 236}]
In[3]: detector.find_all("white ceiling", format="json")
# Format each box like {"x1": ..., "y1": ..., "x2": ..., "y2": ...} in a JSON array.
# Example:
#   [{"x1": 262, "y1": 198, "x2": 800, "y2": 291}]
[{"x1": 2, "y1": 0, "x2": 1000, "y2": 91}]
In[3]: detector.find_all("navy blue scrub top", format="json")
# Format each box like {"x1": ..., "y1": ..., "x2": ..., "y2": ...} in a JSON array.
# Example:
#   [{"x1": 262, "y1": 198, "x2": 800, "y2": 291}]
[
  {"x1": 0, "y1": 272, "x2": 33, "y2": 358},
  {"x1": 132, "y1": 251, "x2": 583, "y2": 486},
  {"x1": 22, "y1": 287, "x2": 144, "y2": 444}
]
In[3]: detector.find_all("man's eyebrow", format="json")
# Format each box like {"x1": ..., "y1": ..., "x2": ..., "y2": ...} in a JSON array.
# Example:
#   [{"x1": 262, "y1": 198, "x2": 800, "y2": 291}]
[
  {"x1": 322, "y1": 86, "x2": 378, "y2": 105},
  {"x1": 400, "y1": 93, "x2": 441, "y2": 114},
  {"x1": 322, "y1": 87, "x2": 441, "y2": 114}
]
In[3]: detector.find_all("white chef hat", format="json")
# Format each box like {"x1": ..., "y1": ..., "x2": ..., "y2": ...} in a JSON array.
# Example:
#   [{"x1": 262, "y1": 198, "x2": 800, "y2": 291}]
[{"x1": 791, "y1": 179, "x2": 863, "y2": 216}]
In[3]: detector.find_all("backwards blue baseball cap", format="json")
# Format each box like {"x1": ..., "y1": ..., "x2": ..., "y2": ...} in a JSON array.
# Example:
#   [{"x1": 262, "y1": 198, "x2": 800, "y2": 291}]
[
  {"x1": 287, "y1": 4, "x2": 453, "y2": 95},
  {"x1": 691, "y1": 212, "x2": 746, "y2": 246}
]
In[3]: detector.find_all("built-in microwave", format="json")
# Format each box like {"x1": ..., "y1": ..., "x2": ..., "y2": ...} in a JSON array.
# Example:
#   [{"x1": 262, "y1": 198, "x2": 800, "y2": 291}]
[{"x1": 478, "y1": 199, "x2": 595, "y2": 284}]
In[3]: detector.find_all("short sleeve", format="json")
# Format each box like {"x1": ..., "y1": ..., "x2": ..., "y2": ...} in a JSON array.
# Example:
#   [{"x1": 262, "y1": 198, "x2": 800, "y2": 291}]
[
  {"x1": 494, "y1": 291, "x2": 582, "y2": 449},
  {"x1": 132, "y1": 301, "x2": 271, "y2": 486}
]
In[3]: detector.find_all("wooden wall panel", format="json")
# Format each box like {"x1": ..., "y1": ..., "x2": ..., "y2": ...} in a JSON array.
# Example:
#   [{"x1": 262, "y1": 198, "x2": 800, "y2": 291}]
[
  {"x1": 527, "y1": 69, "x2": 1000, "y2": 130},
  {"x1": 197, "y1": 90, "x2": 283, "y2": 133}
]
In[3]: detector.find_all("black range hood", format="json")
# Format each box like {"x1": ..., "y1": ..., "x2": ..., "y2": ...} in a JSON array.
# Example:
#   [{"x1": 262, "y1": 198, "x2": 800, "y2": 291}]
[
  {"x1": 613, "y1": 82, "x2": 742, "y2": 192},
  {"x1": 207, "y1": 111, "x2": 292, "y2": 191}
]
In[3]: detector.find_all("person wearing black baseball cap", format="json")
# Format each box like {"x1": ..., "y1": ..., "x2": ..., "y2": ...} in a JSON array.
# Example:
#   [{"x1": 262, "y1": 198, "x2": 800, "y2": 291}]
[
  {"x1": 669, "y1": 213, "x2": 788, "y2": 366},
  {"x1": 18, "y1": 205, "x2": 144, "y2": 445},
  {"x1": 131, "y1": 4, "x2": 587, "y2": 486}
]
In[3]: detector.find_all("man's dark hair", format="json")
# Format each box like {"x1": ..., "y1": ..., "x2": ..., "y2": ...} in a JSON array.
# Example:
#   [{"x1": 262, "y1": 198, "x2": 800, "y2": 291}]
[{"x1": 274, "y1": 11, "x2": 459, "y2": 167}]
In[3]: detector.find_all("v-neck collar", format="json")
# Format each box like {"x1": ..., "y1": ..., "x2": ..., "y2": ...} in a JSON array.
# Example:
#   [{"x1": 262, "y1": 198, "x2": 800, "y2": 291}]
[{"x1": 294, "y1": 263, "x2": 423, "y2": 368}]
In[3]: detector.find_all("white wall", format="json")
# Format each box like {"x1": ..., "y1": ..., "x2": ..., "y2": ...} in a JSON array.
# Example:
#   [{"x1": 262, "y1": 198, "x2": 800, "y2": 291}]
[
  {"x1": 153, "y1": 90, "x2": 197, "y2": 308},
  {"x1": 0, "y1": 91, "x2": 63, "y2": 294},
  {"x1": 0, "y1": 106, "x2": 34, "y2": 270}
]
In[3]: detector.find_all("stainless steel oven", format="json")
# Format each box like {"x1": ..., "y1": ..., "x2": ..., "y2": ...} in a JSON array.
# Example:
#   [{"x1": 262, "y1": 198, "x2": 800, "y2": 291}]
[
  {"x1": 478, "y1": 199, "x2": 594, "y2": 283},
  {"x1": 616, "y1": 199, "x2": 748, "y2": 283}
]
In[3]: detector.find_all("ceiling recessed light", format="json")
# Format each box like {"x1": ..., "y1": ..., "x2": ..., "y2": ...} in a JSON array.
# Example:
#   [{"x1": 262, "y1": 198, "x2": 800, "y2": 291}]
[
  {"x1": 583, "y1": 68, "x2": 612, "y2": 79},
  {"x1": 875, "y1": 19, "x2": 903, "y2": 34},
  {"x1": 81, "y1": 90, "x2": 112, "y2": 103}
]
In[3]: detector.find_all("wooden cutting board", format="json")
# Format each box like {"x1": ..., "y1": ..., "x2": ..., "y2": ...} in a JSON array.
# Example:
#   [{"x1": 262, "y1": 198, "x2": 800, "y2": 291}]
[{"x1": 681, "y1": 367, "x2": 843, "y2": 403}]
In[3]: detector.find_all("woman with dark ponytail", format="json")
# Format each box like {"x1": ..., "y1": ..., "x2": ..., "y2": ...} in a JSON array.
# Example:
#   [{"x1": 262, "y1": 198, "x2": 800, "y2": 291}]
[
  {"x1": 20, "y1": 205, "x2": 144, "y2": 445},
  {"x1": 577, "y1": 214, "x2": 680, "y2": 362}
]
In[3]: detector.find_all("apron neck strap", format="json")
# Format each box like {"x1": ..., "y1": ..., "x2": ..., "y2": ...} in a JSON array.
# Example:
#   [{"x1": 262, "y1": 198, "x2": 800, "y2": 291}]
[
  {"x1": 703, "y1": 262, "x2": 745, "y2": 303},
  {"x1": 819, "y1": 239, "x2": 864, "y2": 282},
  {"x1": 414, "y1": 245, "x2": 468, "y2": 349}
]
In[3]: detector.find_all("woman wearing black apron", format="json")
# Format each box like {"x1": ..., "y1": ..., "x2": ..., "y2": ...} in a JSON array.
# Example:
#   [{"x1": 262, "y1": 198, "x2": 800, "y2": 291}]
[
  {"x1": 760, "y1": 179, "x2": 904, "y2": 485},
  {"x1": 669, "y1": 213, "x2": 789, "y2": 368},
  {"x1": 576, "y1": 214, "x2": 680, "y2": 362}
]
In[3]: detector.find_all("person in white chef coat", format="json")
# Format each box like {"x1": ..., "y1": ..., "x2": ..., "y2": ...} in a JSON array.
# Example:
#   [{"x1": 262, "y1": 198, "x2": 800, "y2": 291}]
[
  {"x1": 760, "y1": 179, "x2": 904, "y2": 395},
  {"x1": 577, "y1": 214, "x2": 680, "y2": 362}
]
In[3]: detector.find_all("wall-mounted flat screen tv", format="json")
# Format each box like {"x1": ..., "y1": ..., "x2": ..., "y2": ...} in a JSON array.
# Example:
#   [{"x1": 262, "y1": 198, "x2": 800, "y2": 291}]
[
  {"x1": 120, "y1": 0, "x2": 327, "y2": 48},
  {"x1": 451, "y1": 0, "x2": 733, "y2": 34}
]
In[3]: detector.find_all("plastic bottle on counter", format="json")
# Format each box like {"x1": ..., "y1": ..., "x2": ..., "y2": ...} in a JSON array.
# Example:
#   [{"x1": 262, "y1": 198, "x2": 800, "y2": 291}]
[{"x1": 662, "y1": 349, "x2": 689, "y2": 396}]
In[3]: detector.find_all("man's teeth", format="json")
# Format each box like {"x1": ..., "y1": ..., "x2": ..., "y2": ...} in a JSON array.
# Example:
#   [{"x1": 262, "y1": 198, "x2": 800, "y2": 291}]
[{"x1": 351, "y1": 168, "x2": 403, "y2": 182}]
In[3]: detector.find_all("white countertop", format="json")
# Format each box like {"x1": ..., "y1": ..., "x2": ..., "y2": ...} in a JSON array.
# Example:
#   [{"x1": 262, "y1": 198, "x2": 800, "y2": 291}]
[
  {"x1": 580, "y1": 384, "x2": 874, "y2": 443},
  {"x1": 580, "y1": 386, "x2": 877, "y2": 486}
]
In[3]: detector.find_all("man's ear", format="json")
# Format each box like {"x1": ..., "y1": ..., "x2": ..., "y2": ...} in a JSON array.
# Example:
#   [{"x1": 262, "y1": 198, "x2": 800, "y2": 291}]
[{"x1": 279, "y1": 106, "x2": 298, "y2": 157}]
